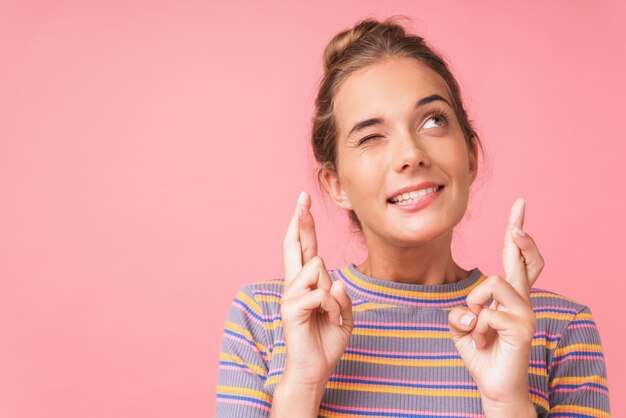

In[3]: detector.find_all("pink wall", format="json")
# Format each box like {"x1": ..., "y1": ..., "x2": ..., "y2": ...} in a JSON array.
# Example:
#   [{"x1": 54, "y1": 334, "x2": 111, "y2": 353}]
[{"x1": 1, "y1": 1, "x2": 624, "y2": 416}]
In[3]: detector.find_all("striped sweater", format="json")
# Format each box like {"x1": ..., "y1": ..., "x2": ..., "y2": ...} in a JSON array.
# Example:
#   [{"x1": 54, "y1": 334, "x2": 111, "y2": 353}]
[{"x1": 216, "y1": 264, "x2": 610, "y2": 417}]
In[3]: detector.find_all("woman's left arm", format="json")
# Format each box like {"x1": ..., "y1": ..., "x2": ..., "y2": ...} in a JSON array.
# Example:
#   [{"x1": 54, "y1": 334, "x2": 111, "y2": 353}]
[
  {"x1": 547, "y1": 306, "x2": 610, "y2": 417},
  {"x1": 448, "y1": 199, "x2": 540, "y2": 417},
  {"x1": 448, "y1": 274, "x2": 537, "y2": 417}
]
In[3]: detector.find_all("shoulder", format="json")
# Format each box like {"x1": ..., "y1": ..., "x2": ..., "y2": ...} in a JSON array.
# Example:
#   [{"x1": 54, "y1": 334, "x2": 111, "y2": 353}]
[
  {"x1": 231, "y1": 266, "x2": 344, "y2": 311},
  {"x1": 229, "y1": 277, "x2": 286, "y2": 318},
  {"x1": 235, "y1": 266, "x2": 345, "y2": 301},
  {"x1": 529, "y1": 287, "x2": 597, "y2": 335},
  {"x1": 237, "y1": 277, "x2": 286, "y2": 299},
  {"x1": 530, "y1": 287, "x2": 588, "y2": 313}
]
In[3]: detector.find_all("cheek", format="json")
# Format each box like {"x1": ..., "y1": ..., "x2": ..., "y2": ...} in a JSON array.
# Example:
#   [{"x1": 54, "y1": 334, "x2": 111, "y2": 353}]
[
  {"x1": 343, "y1": 160, "x2": 384, "y2": 207},
  {"x1": 445, "y1": 144, "x2": 473, "y2": 183}
]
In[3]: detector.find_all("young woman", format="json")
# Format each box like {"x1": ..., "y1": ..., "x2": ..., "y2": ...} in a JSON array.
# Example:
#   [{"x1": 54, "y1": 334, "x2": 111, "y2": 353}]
[{"x1": 216, "y1": 17, "x2": 609, "y2": 417}]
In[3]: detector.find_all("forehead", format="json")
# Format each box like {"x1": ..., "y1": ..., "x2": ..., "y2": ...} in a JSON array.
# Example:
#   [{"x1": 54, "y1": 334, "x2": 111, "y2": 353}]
[{"x1": 333, "y1": 57, "x2": 451, "y2": 135}]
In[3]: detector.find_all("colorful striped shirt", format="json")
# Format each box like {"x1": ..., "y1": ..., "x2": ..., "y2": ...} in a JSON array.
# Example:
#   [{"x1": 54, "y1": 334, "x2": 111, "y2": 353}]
[{"x1": 216, "y1": 264, "x2": 610, "y2": 417}]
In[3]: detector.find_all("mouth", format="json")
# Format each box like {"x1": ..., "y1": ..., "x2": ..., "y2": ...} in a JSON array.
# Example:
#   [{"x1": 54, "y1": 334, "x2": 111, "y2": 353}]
[{"x1": 387, "y1": 185, "x2": 444, "y2": 206}]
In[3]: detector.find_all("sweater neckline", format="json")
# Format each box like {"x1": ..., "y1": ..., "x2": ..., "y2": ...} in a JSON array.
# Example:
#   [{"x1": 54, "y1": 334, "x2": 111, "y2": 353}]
[{"x1": 333, "y1": 263, "x2": 486, "y2": 308}]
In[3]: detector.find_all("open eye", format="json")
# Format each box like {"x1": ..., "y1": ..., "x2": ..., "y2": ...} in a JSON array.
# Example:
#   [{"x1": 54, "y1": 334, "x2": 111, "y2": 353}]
[{"x1": 422, "y1": 111, "x2": 449, "y2": 130}]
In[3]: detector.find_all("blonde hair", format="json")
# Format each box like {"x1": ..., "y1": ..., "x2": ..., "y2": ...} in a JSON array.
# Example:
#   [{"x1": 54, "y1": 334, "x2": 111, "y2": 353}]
[{"x1": 311, "y1": 16, "x2": 482, "y2": 231}]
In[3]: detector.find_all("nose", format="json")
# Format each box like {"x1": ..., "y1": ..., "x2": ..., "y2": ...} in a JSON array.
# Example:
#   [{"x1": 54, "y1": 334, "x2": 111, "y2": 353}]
[{"x1": 392, "y1": 129, "x2": 431, "y2": 173}]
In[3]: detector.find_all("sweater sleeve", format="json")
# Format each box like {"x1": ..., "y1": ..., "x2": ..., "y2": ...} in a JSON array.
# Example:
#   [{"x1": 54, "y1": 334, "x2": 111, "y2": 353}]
[
  {"x1": 216, "y1": 285, "x2": 273, "y2": 417},
  {"x1": 547, "y1": 306, "x2": 610, "y2": 417}
]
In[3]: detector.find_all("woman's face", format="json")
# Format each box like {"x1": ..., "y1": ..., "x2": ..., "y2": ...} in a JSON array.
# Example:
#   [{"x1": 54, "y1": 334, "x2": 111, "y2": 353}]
[{"x1": 323, "y1": 57, "x2": 477, "y2": 247}]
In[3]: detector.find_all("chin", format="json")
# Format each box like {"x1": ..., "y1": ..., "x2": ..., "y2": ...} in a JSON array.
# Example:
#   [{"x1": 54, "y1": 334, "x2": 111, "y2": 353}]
[{"x1": 388, "y1": 223, "x2": 451, "y2": 247}]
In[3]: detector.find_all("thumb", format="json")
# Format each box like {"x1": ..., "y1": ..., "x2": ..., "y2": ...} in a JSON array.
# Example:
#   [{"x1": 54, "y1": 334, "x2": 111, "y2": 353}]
[{"x1": 448, "y1": 307, "x2": 476, "y2": 346}]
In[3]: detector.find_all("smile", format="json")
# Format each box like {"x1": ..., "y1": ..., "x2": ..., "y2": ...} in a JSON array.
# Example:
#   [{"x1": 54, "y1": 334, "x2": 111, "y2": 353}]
[{"x1": 388, "y1": 186, "x2": 443, "y2": 205}]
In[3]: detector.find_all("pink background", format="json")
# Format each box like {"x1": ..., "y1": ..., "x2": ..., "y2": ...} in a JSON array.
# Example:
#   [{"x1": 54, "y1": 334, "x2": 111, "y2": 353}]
[{"x1": 1, "y1": 1, "x2": 624, "y2": 416}]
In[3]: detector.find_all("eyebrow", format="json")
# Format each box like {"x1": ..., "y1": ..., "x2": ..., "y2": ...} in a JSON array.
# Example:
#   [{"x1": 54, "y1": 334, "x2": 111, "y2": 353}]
[{"x1": 346, "y1": 94, "x2": 452, "y2": 138}]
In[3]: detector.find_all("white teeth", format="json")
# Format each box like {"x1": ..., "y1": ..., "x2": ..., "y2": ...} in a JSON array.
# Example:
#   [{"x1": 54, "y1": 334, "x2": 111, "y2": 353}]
[{"x1": 390, "y1": 186, "x2": 440, "y2": 204}]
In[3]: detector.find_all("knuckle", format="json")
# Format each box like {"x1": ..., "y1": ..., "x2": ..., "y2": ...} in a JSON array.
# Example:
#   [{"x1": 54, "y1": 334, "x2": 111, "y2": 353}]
[
  {"x1": 481, "y1": 307, "x2": 495, "y2": 320},
  {"x1": 303, "y1": 245, "x2": 318, "y2": 257},
  {"x1": 519, "y1": 308, "x2": 536, "y2": 328},
  {"x1": 310, "y1": 255, "x2": 325, "y2": 269},
  {"x1": 282, "y1": 281, "x2": 294, "y2": 295},
  {"x1": 487, "y1": 274, "x2": 503, "y2": 287},
  {"x1": 522, "y1": 319, "x2": 536, "y2": 340},
  {"x1": 539, "y1": 256, "x2": 545, "y2": 269},
  {"x1": 279, "y1": 301, "x2": 294, "y2": 318},
  {"x1": 313, "y1": 288, "x2": 328, "y2": 303}
]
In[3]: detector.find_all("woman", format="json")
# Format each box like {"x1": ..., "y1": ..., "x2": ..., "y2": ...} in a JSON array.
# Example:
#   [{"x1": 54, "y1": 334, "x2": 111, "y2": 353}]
[{"x1": 216, "y1": 17, "x2": 609, "y2": 417}]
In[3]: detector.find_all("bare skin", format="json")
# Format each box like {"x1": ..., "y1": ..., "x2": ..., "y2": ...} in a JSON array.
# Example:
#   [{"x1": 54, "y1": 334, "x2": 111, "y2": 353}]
[
  {"x1": 271, "y1": 57, "x2": 545, "y2": 417},
  {"x1": 271, "y1": 193, "x2": 543, "y2": 418}
]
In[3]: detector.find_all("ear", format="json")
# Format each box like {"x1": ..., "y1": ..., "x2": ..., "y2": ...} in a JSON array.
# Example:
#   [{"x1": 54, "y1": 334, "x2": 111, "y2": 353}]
[
  {"x1": 468, "y1": 142, "x2": 478, "y2": 185},
  {"x1": 319, "y1": 167, "x2": 353, "y2": 210}
]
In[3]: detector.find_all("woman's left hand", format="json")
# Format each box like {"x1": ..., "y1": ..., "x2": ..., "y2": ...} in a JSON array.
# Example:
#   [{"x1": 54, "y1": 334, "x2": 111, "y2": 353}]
[{"x1": 448, "y1": 199, "x2": 541, "y2": 416}]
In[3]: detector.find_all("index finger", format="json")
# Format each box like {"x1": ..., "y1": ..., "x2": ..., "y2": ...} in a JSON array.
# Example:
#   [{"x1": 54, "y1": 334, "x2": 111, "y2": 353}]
[
  {"x1": 297, "y1": 191, "x2": 318, "y2": 265},
  {"x1": 282, "y1": 192, "x2": 305, "y2": 285}
]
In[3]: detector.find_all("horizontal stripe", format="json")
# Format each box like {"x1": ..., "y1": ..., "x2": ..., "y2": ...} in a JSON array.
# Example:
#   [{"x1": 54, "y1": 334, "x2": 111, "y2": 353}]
[
  {"x1": 550, "y1": 375, "x2": 608, "y2": 387},
  {"x1": 535, "y1": 311, "x2": 579, "y2": 321},
  {"x1": 550, "y1": 382, "x2": 608, "y2": 395},
  {"x1": 218, "y1": 360, "x2": 267, "y2": 381},
  {"x1": 218, "y1": 266, "x2": 609, "y2": 416},
  {"x1": 216, "y1": 385, "x2": 272, "y2": 410},
  {"x1": 353, "y1": 302, "x2": 401, "y2": 312},
  {"x1": 326, "y1": 381, "x2": 481, "y2": 398},
  {"x1": 550, "y1": 376, "x2": 609, "y2": 395},
  {"x1": 218, "y1": 353, "x2": 267, "y2": 377},
  {"x1": 222, "y1": 322, "x2": 269, "y2": 356},
  {"x1": 337, "y1": 267, "x2": 487, "y2": 307},
  {"x1": 253, "y1": 290, "x2": 282, "y2": 298},
  {"x1": 530, "y1": 291, "x2": 572, "y2": 301},
  {"x1": 549, "y1": 404, "x2": 610, "y2": 417},
  {"x1": 319, "y1": 402, "x2": 484, "y2": 418},
  {"x1": 552, "y1": 351, "x2": 604, "y2": 362},
  {"x1": 329, "y1": 375, "x2": 479, "y2": 390},
  {"x1": 345, "y1": 347, "x2": 460, "y2": 360},
  {"x1": 232, "y1": 302, "x2": 282, "y2": 331},
  {"x1": 354, "y1": 323, "x2": 449, "y2": 331},
  {"x1": 534, "y1": 307, "x2": 577, "y2": 315},
  {"x1": 554, "y1": 344, "x2": 604, "y2": 358},
  {"x1": 216, "y1": 394, "x2": 271, "y2": 411}
]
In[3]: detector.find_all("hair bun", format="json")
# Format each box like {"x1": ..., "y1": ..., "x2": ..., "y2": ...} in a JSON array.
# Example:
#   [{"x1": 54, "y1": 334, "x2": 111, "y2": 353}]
[{"x1": 322, "y1": 16, "x2": 411, "y2": 72}]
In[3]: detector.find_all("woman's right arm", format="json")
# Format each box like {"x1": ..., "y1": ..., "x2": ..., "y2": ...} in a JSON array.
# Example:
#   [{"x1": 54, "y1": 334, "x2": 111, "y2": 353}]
[{"x1": 270, "y1": 192, "x2": 354, "y2": 418}]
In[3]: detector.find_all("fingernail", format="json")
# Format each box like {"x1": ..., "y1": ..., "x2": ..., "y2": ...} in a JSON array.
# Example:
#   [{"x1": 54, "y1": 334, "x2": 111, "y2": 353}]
[
  {"x1": 297, "y1": 191, "x2": 306, "y2": 205},
  {"x1": 297, "y1": 205, "x2": 303, "y2": 219},
  {"x1": 339, "y1": 314, "x2": 343, "y2": 326},
  {"x1": 471, "y1": 339, "x2": 477, "y2": 350},
  {"x1": 460, "y1": 312, "x2": 476, "y2": 327},
  {"x1": 513, "y1": 226, "x2": 526, "y2": 237}
]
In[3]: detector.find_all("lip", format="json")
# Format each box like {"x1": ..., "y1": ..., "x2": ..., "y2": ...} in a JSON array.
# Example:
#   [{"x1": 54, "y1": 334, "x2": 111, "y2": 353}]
[
  {"x1": 387, "y1": 182, "x2": 443, "y2": 201},
  {"x1": 387, "y1": 185, "x2": 444, "y2": 213}
]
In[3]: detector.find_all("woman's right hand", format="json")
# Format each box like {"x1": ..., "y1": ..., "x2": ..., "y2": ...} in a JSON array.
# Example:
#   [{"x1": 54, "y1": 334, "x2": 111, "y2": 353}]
[{"x1": 279, "y1": 191, "x2": 354, "y2": 391}]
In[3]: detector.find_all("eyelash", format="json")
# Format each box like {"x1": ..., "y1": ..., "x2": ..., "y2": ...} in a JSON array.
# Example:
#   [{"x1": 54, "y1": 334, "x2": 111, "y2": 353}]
[{"x1": 357, "y1": 109, "x2": 450, "y2": 145}]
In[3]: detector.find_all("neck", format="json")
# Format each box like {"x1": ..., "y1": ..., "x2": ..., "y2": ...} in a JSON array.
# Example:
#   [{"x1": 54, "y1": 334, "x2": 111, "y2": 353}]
[{"x1": 356, "y1": 229, "x2": 469, "y2": 285}]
